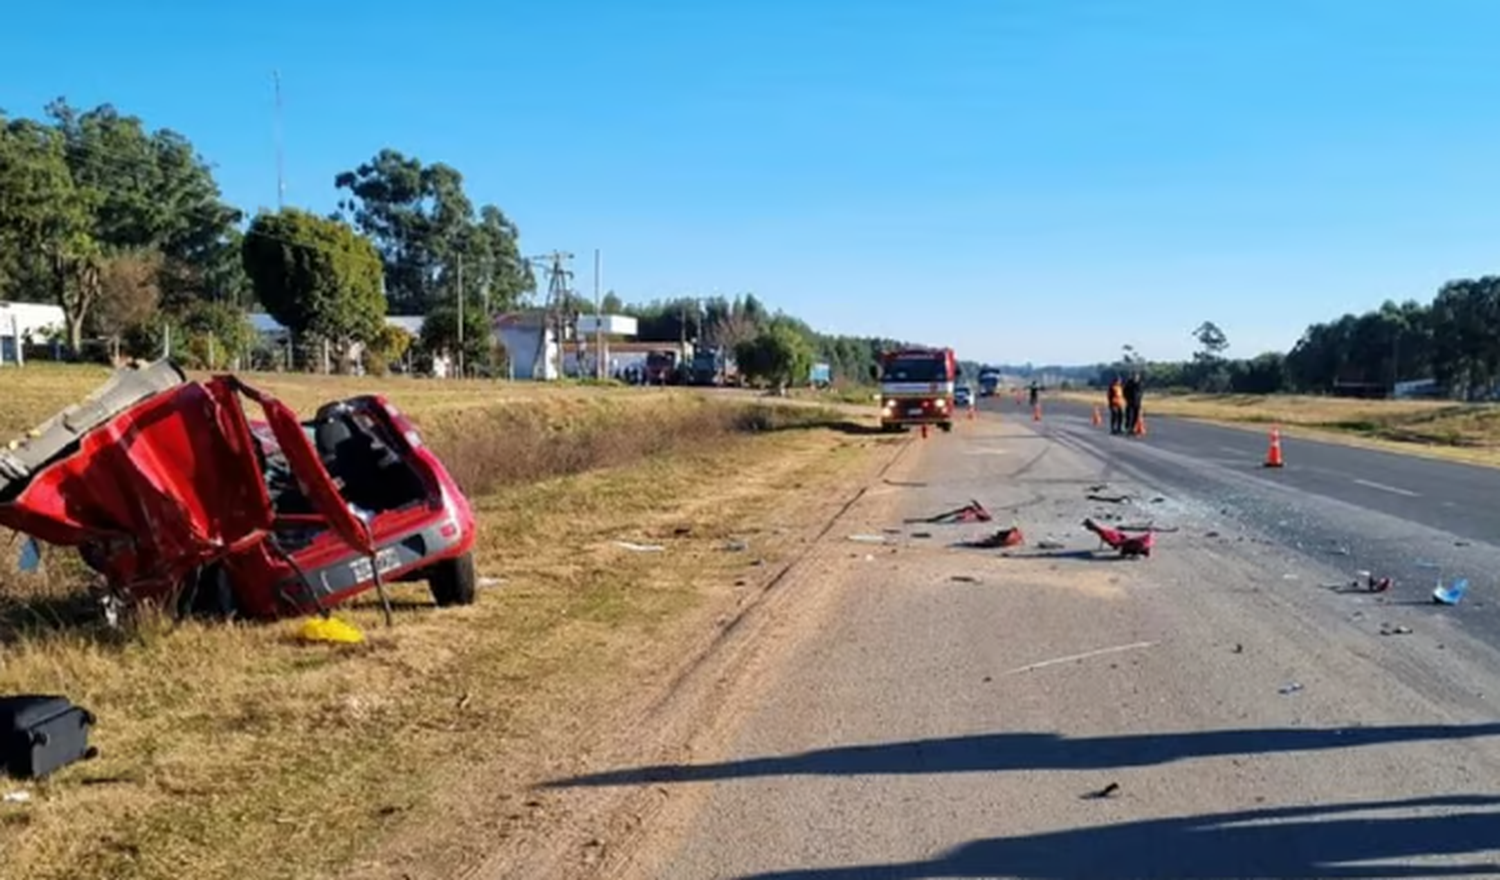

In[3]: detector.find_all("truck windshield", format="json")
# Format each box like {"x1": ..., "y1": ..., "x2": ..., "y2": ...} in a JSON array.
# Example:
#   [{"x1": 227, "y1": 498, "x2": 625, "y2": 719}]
[{"x1": 881, "y1": 359, "x2": 946, "y2": 382}]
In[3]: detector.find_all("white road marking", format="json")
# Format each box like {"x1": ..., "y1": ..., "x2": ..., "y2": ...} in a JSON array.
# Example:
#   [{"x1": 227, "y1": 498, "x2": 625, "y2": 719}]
[
  {"x1": 1220, "y1": 445, "x2": 1249, "y2": 456},
  {"x1": 1353, "y1": 478, "x2": 1420, "y2": 498},
  {"x1": 1003, "y1": 641, "x2": 1157, "y2": 676}
]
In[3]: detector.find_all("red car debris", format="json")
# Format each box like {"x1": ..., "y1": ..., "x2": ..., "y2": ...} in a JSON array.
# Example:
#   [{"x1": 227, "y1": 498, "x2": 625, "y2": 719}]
[{"x1": 0, "y1": 360, "x2": 478, "y2": 619}]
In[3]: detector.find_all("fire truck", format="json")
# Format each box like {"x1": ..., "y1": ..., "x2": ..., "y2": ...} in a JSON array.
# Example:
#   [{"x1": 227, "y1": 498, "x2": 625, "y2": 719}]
[{"x1": 878, "y1": 347, "x2": 958, "y2": 432}]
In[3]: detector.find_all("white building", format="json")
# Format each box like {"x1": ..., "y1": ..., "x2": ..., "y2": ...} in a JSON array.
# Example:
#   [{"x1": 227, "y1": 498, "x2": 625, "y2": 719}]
[
  {"x1": 0, "y1": 301, "x2": 65, "y2": 365},
  {"x1": 494, "y1": 311, "x2": 640, "y2": 380}
]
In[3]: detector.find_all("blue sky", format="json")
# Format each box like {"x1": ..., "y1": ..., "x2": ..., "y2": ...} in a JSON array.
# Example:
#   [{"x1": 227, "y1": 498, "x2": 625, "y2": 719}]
[{"x1": 5, "y1": 0, "x2": 1499, "y2": 364}]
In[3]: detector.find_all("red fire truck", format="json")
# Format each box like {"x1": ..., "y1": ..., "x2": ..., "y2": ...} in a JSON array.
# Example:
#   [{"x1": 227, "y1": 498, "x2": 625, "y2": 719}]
[{"x1": 878, "y1": 347, "x2": 958, "y2": 432}]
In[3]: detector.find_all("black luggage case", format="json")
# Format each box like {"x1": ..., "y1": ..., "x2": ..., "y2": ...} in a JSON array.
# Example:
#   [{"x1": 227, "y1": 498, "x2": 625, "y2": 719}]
[{"x1": 0, "y1": 695, "x2": 97, "y2": 780}]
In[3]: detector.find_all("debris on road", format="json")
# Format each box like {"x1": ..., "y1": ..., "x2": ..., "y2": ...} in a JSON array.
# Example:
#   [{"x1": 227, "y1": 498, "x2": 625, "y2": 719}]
[
  {"x1": 905, "y1": 500, "x2": 993, "y2": 524},
  {"x1": 1279, "y1": 682, "x2": 1304, "y2": 695},
  {"x1": 1378, "y1": 623, "x2": 1414, "y2": 636},
  {"x1": 847, "y1": 534, "x2": 888, "y2": 545},
  {"x1": 1087, "y1": 493, "x2": 1132, "y2": 504},
  {"x1": 1082, "y1": 519, "x2": 1154, "y2": 558},
  {"x1": 963, "y1": 527, "x2": 1024, "y2": 549},
  {"x1": 615, "y1": 541, "x2": 666, "y2": 552},
  {"x1": 1233, "y1": 643, "x2": 1244, "y2": 654},
  {"x1": 950, "y1": 575, "x2": 981, "y2": 584},
  {"x1": 2, "y1": 790, "x2": 31, "y2": 804},
  {"x1": 910, "y1": 532, "x2": 933, "y2": 539},
  {"x1": 1036, "y1": 540, "x2": 1066, "y2": 550},
  {"x1": 1434, "y1": 578, "x2": 1470, "y2": 606},
  {"x1": 1082, "y1": 782, "x2": 1121, "y2": 800},
  {"x1": 723, "y1": 539, "x2": 750, "y2": 552}
]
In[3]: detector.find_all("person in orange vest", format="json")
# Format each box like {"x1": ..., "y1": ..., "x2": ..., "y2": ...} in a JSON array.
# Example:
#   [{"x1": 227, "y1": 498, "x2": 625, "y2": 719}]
[{"x1": 1107, "y1": 376, "x2": 1125, "y2": 435}]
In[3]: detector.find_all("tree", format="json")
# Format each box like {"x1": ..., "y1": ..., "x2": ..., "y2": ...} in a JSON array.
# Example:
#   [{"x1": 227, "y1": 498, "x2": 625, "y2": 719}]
[
  {"x1": 367, "y1": 323, "x2": 414, "y2": 375},
  {"x1": 0, "y1": 117, "x2": 96, "y2": 346},
  {"x1": 241, "y1": 208, "x2": 386, "y2": 356},
  {"x1": 94, "y1": 249, "x2": 162, "y2": 356},
  {"x1": 45, "y1": 100, "x2": 242, "y2": 312},
  {"x1": 1192, "y1": 321, "x2": 1230, "y2": 359},
  {"x1": 734, "y1": 325, "x2": 813, "y2": 389},
  {"x1": 419, "y1": 301, "x2": 492, "y2": 374},
  {"x1": 601, "y1": 290, "x2": 624, "y2": 314},
  {"x1": 335, "y1": 149, "x2": 532, "y2": 315}
]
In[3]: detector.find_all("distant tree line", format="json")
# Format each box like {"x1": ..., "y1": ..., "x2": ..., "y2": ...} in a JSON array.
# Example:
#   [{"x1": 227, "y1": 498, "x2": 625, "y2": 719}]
[
  {"x1": 1100, "y1": 277, "x2": 1500, "y2": 400},
  {"x1": 598, "y1": 292, "x2": 915, "y2": 387}
]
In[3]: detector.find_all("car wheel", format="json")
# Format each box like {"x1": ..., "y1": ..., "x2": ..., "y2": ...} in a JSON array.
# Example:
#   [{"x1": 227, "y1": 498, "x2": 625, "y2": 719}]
[
  {"x1": 941, "y1": 422, "x2": 954, "y2": 433},
  {"x1": 429, "y1": 551, "x2": 478, "y2": 607}
]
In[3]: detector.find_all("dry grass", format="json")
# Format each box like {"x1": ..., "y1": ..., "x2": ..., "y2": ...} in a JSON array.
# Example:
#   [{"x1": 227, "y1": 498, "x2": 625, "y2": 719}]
[
  {"x1": 1056, "y1": 389, "x2": 1500, "y2": 468},
  {"x1": 0, "y1": 364, "x2": 887, "y2": 880}
]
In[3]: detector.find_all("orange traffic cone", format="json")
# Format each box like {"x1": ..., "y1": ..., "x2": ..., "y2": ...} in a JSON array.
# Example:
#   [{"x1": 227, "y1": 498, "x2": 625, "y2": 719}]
[
  {"x1": 1032, "y1": 403, "x2": 1042, "y2": 422},
  {"x1": 1264, "y1": 426, "x2": 1284, "y2": 467},
  {"x1": 921, "y1": 423, "x2": 930, "y2": 439},
  {"x1": 967, "y1": 406, "x2": 975, "y2": 421},
  {"x1": 1092, "y1": 406, "x2": 1103, "y2": 427},
  {"x1": 1134, "y1": 413, "x2": 1148, "y2": 436}
]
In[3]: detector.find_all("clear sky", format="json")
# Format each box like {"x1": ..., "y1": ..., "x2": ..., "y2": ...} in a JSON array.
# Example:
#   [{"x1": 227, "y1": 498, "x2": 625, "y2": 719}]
[{"x1": 5, "y1": 0, "x2": 1499, "y2": 364}]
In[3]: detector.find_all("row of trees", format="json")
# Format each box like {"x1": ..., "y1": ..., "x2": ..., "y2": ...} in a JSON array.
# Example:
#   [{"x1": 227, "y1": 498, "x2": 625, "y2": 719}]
[
  {"x1": 591, "y1": 293, "x2": 913, "y2": 387},
  {"x1": 0, "y1": 100, "x2": 251, "y2": 362},
  {"x1": 1103, "y1": 276, "x2": 1500, "y2": 400},
  {"x1": 0, "y1": 99, "x2": 533, "y2": 371},
  {"x1": 1, "y1": 97, "x2": 920, "y2": 382}
]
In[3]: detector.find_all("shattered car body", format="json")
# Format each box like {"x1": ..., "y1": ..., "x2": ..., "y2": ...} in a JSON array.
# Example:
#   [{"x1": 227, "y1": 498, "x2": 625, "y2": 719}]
[{"x1": 0, "y1": 360, "x2": 478, "y2": 619}]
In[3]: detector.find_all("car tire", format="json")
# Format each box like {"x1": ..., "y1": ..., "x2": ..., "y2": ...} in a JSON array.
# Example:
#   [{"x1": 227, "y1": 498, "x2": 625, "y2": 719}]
[
  {"x1": 429, "y1": 551, "x2": 478, "y2": 607},
  {"x1": 941, "y1": 422, "x2": 954, "y2": 433}
]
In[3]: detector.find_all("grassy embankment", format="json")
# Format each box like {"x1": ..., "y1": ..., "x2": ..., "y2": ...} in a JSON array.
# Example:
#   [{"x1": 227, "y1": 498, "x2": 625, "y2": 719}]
[{"x1": 0, "y1": 364, "x2": 891, "y2": 880}]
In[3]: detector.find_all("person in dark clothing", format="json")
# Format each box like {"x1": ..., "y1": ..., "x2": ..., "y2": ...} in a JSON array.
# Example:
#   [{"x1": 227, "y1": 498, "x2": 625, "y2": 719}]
[
  {"x1": 1123, "y1": 373, "x2": 1143, "y2": 435},
  {"x1": 1028, "y1": 382, "x2": 1040, "y2": 407},
  {"x1": 1107, "y1": 376, "x2": 1126, "y2": 435}
]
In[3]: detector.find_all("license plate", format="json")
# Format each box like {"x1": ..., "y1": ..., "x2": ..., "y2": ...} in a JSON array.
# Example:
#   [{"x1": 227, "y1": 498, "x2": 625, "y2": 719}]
[
  {"x1": 349, "y1": 546, "x2": 402, "y2": 582},
  {"x1": 907, "y1": 408, "x2": 924, "y2": 416}
]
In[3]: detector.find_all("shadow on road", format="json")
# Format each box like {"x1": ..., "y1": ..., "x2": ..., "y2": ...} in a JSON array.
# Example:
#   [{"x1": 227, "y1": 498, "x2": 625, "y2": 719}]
[
  {"x1": 542, "y1": 723, "x2": 1500, "y2": 789},
  {"x1": 736, "y1": 795, "x2": 1500, "y2": 880}
]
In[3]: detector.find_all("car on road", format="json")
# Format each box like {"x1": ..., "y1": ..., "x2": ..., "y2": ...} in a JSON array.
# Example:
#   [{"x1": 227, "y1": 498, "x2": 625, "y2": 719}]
[
  {"x1": 954, "y1": 385, "x2": 975, "y2": 411},
  {"x1": 0, "y1": 360, "x2": 478, "y2": 620}
]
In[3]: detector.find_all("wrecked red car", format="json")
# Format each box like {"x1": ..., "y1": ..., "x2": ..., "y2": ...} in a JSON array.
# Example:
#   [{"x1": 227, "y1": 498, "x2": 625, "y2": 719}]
[{"x1": 0, "y1": 360, "x2": 478, "y2": 619}]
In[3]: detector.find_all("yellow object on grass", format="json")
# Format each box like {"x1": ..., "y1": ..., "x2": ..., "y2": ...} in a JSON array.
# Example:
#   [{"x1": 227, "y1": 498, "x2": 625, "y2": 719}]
[{"x1": 297, "y1": 616, "x2": 365, "y2": 644}]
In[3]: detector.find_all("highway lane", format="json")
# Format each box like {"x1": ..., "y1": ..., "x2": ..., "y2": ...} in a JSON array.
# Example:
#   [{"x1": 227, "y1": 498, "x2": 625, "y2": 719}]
[
  {"x1": 982, "y1": 393, "x2": 1500, "y2": 546},
  {"x1": 982, "y1": 393, "x2": 1500, "y2": 649},
  {"x1": 554, "y1": 410, "x2": 1500, "y2": 879}
]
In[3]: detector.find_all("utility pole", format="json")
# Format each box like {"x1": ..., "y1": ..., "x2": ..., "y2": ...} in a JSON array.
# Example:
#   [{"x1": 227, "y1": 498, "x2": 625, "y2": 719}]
[
  {"x1": 527, "y1": 251, "x2": 574, "y2": 380},
  {"x1": 456, "y1": 253, "x2": 465, "y2": 379},
  {"x1": 273, "y1": 70, "x2": 285, "y2": 210},
  {"x1": 593, "y1": 248, "x2": 603, "y2": 380}
]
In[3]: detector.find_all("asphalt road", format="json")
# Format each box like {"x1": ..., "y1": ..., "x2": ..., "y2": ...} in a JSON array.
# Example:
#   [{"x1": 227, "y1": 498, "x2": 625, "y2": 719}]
[
  {"x1": 987, "y1": 393, "x2": 1500, "y2": 648},
  {"x1": 543, "y1": 412, "x2": 1500, "y2": 879},
  {"x1": 996, "y1": 393, "x2": 1500, "y2": 544}
]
